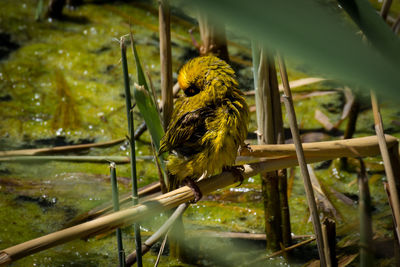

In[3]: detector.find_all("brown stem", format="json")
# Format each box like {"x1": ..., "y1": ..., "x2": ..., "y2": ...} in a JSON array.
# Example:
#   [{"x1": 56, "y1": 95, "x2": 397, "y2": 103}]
[{"x1": 277, "y1": 53, "x2": 326, "y2": 266}]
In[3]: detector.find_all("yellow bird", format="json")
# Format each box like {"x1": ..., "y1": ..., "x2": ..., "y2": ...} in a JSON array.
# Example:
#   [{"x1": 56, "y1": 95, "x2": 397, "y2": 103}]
[{"x1": 159, "y1": 56, "x2": 249, "y2": 201}]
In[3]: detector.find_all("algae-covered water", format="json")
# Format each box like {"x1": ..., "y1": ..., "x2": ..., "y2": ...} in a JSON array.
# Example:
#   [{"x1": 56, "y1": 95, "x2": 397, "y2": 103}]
[{"x1": 1, "y1": 0, "x2": 399, "y2": 266}]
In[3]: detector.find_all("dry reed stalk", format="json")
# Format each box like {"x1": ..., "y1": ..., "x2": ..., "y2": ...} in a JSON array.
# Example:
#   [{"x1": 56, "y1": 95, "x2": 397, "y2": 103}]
[
  {"x1": 0, "y1": 138, "x2": 125, "y2": 157},
  {"x1": 197, "y1": 11, "x2": 229, "y2": 61},
  {"x1": 244, "y1": 77, "x2": 326, "y2": 96},
  {"x1": 255, "y1": 47, "x2": 283, "y2": 251},
  {"x1": 188, "y1": 231, "x2": 313, "y2": 241},
  {"x1": 66, "y1": 182, "x2": 161, "y2": 227},
  {"x1": 277, "y1": 54, "x2": 326, "y2": 266},
  {"x1": 370, "y1": 91, "x2": 400, "y2": 245},
  {"x1": 70, "y1": 135, "x2": 397, "y2": 224},
  {"x1": 0, "y1": 155, "x2": 131, "y2": 164},
  {"x1": 322, "y1": 218, "x2": 337, "y2": 267},
  {"x1": 240, "y1": 135, "x2": 398, "y2": 159},
  {"x1": 245, "y1": 237, "x2": 316, "y2": 265},
  {"x1": 158, "y1": 0, "x2": 173, "y2": 129},
  {"x1": 0, "y1": 135, "x2": 398, "y2": 265}
]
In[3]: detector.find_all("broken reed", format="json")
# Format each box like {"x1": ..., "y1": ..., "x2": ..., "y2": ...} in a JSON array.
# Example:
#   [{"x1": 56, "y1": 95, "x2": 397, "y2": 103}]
[
  {"x1": 120, "y1": 37, "x2": 143, "y2": 267},
  {"x1": 110, "y1": 163, "x2": 126, "y2": 267},
  {"x1": 253, "y1": 44, "x2": 290, "y2": 250}
]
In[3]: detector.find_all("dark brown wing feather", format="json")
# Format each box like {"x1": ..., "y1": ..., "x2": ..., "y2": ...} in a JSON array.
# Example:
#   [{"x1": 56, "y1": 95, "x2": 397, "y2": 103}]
[{"x1": 159, "y1": 106, "x2": 214, "y2": 156}]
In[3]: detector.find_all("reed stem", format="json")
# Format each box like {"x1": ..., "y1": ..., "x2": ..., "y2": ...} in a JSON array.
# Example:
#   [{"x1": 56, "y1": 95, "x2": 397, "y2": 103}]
[
  {"x1": 357, "y1": 159, "x2": 373, "y2": 267},
  {"x1": 110, "y1": 163, "x2": 126, "y2": 267},
  {"x1": 158, "y1": 0, "x2": 173, "y2": 130},
  {"x1": 277, "y1": 54, "x2": 326, "y2": 266},
  {"x1": 370, "y1": 91, "x2": 400, "y2": 245},
  {"x1": 120, "y1": 37, "x2": 142, "y2": 267},
  {"x1": 254, "y1": 46, "x2": 284, "y2": 251}
]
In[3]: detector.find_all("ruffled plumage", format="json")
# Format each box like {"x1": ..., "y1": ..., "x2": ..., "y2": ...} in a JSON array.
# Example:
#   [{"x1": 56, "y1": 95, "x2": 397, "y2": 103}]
[{"x1": 159, "y1": 56, "x2": 249, "y2": 189}]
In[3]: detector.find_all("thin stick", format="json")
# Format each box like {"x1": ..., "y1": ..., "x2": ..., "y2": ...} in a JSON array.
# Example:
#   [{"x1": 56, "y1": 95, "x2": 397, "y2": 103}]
[
  {"x1": 380, "y1": 0, "x2": 392, "y2": 21},
  {"x1": 110, "y1": 163, "x2": 126, "y2": 267},
  {"x1": 120, "y1": 37, "x2": 143, "y2": 267},
  {"x1": 1, "y1": 139, "x2": 399, "y2": 265},
  {"x1": 125, "y1": 203, "x2": 188, "y2": 266},
  {"x1": 0, "y1": 138, "x2": 125, "y2": 157},
  {"x1": 277, "y1": 54, "x2": 326, "y2": 266},
  {"x1": 0, "y1": 155, "x2": 131, "y2": 163},
  {"x1": 154, "y1": 229, "x2": 169, "y2": 267},
  {"x1": 244, "y1": 237, "x2": 316, "y2": 265},
  {"x1": 266, "y1": 237, "x2": 316, "y2": 258},
  {"x1": 370, "y1": 91, "x2": 400, "y2": 244}
]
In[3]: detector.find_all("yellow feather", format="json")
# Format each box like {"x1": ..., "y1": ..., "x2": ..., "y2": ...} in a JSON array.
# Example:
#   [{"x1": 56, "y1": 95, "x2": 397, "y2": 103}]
[{"x1": 160, "y1": 56, "x2": 249, "y2": 188}]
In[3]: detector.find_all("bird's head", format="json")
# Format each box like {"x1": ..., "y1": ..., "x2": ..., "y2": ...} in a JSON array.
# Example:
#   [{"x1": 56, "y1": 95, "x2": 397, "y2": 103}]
[{"x1": 177, "y1": 56, "x2": 238, "y2": 98}]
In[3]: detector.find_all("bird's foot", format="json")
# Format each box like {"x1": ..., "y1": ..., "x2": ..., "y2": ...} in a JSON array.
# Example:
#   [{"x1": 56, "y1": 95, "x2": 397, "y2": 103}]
[
  {"x1": 223, "y1": 165, "x2": 245, "y2": 187},
  {"x1": 239, "y1": 143, "x2": 253, "y2": 155},
  {"x1": 184, "y1": 178, "x2": 203, "y2": 203}
]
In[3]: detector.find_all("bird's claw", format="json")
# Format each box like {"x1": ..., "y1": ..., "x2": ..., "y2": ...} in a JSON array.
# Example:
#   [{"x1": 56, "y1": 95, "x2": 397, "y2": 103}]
[
  {"x1": 223, "y1": 165, "x2": 245, "y2": 187},
  {"x1": 184, "y1": 178, "x2": 203, "y2": 203},
  {"x1": 239, "y1": 143, "x2": 253, "y2": 155}
]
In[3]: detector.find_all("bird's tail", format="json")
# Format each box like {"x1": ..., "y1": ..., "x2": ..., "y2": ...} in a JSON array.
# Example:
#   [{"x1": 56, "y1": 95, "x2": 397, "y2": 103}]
[{"x1": 167, "y1": 172, "x2": 180, "y2": 192}]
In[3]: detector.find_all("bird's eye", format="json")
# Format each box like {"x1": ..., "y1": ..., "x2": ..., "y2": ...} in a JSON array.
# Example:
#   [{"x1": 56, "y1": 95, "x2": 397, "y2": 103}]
[{"x1": 184, "y1": 85, "x2": 200, "y2": 97}]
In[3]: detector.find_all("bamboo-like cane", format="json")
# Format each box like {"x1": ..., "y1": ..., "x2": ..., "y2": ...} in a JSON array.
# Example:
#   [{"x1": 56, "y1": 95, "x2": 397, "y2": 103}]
[
  {"x1": 0, "y1": 135, "x2": 398, "y2": 265},
  {"x1": 277, "y1": 54, "x2": 326, "y2": 266},
  {"x1": 370, "y1": 91, "x2": 400, "y2": 245},
  {"x1": 240, "y1": 135, "x2": 398, "y2": 159}
]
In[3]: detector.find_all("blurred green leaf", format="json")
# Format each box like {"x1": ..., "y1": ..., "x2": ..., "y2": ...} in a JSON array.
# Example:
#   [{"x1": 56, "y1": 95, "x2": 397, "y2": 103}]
[
  {"x1": 130, "y1": 36, "x2": 164, "y2": 153},
  {"x1": 190, "y1": 0, "x2": 400, "y2": 99}
]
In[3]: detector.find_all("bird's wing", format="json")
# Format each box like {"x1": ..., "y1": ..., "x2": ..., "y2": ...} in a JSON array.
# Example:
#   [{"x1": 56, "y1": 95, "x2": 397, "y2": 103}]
[{"x1": 159, "y1": 106, "x2": 214, "y2": 155}]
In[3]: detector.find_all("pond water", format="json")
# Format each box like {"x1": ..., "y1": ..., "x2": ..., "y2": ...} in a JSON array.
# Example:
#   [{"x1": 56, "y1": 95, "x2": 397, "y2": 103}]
[{"x1": 0, "y1": 0, "x2": 399, "y2": 266}]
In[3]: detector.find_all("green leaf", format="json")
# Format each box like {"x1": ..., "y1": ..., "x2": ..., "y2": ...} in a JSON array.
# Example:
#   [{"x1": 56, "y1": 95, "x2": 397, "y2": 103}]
[
  {"x1": 190, "y1": 0, "x2": 400, "y2": 99},
  {"x1": 129, "y1": 34, "x2": 167, "y2": 175}
]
